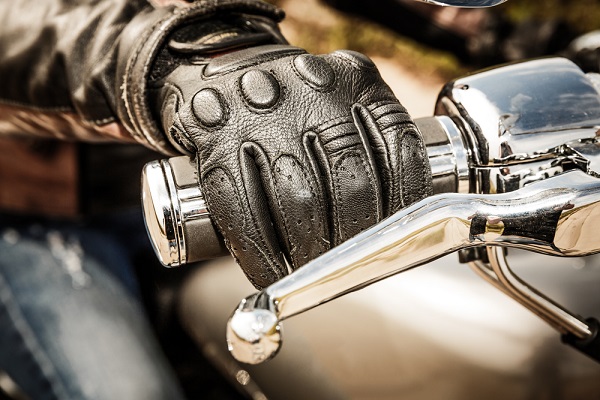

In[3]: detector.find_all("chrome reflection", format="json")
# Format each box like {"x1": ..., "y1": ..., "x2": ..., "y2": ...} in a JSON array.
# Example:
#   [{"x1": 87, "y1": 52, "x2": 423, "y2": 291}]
[
  {"x1": 421, "y1": 0, "x2": 507, "y2": 7},
  {"x1": 436, "y1": 58, "x2": 600, "y2": 167},
  {"x1": 419, "y1": 116, "x2": 471, "y2": 194},
  {"x1": 435, "y1": 58, "x2": 600, "y2": 194},
  {"x1": 141, "y1": 157, "x2": 227, "y2": 267},
  {"x1": 469, "y1": 249, "x2": 592, "y2": 340}
]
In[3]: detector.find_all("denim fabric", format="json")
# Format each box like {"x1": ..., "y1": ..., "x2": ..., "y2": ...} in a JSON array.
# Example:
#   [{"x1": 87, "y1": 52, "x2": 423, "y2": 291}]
[{"x1": 0, "y1": 210, "x2": 185, "y2": 400}]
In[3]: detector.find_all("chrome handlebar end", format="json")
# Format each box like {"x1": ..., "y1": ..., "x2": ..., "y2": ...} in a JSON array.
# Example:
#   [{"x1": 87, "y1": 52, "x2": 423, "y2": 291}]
[
  {"x1": 226, "y1": 295, "x2": 282, "y2": 365},
  {"x1": 141, "y1": 157, "x2": 228, "y2": 267}
]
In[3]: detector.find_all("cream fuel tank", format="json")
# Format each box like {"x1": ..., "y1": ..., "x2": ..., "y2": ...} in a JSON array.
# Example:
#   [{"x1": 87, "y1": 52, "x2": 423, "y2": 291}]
[{"x1": 178, "y1": 251, "x2": 600, "y2": 399}]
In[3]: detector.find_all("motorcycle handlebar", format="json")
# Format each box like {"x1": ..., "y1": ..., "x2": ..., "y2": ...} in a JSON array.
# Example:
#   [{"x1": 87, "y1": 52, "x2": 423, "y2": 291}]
[
  {"x1": 141, "y1": 116, "x2": 463, "y2": 268},
  {"x1": 143, "y1": 57, "x2": 600, "y2": 364},
  {"x1": 143, "y1": 57, "x2": 600, "y2": 269}
]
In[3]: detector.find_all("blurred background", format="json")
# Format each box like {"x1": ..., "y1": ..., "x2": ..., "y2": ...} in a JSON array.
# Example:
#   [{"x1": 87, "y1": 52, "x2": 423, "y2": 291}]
[{"x1": 265, "y1": 0, "x2": 600, "y2": 117}]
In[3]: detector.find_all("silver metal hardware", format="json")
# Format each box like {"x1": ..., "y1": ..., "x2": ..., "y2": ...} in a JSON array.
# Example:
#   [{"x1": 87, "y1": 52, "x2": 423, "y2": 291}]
[
  {"x1": 419, "y1": 115, "x2": 471, "y2": 194},
  {"x1": 419, "y1": 0, "x2": 507, "y2": 7},
  {"x1": 436, "y1": 57, "x2": 600, "y2": 194},
  {"x1": 469, "y1": 248, "x2": 592, "y2": 340},
  {"x1": 225, "y1": 58, "x2": 600, "y2": 364},
  {"x1": 141, "y1": 157, "x2": 226, "y2": 267},
  {"x1": 226, "y1": 170, "x2": 600, "y2": 364},
  {"x1": 434, "y1": 57, "x2": 600, "y2": 344}
]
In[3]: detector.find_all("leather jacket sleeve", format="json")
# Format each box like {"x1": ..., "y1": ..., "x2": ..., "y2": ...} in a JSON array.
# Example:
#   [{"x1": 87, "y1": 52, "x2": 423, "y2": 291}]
[{"x1": 0, "y1": 0, "x2": 284, "y2": 154}]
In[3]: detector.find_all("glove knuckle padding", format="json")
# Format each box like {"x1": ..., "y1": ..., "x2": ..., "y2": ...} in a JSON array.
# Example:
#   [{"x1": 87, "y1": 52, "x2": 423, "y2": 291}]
[{"x1": 159, "y1": 45, "x2": 432, "y2": 288}]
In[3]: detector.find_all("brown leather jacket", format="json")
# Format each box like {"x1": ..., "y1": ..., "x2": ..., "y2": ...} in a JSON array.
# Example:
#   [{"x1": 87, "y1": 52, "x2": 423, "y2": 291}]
[{"x1": 0, "y1": 0, "x2": 283, "y2": 216}]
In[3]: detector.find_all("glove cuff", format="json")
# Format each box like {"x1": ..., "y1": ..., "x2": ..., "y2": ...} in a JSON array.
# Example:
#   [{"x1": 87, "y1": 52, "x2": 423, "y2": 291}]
[{"x1": 116, "y1": 0, "x2": 285, "y2": 154}]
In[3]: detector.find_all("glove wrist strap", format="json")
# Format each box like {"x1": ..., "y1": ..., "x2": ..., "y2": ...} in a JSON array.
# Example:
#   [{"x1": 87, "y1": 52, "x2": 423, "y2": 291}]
[{"x1": 116, "y1": 0, "x2": 285, "y2": 154}]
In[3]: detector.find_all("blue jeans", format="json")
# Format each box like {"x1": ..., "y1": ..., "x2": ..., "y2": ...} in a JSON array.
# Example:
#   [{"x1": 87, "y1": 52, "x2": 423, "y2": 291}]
[{"x1": 0, "y1": 210, "x2": 185, "y2": 400}]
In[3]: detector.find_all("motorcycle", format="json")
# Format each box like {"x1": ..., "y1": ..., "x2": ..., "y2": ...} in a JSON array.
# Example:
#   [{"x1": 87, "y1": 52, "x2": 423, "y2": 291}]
[{"x1": 142, "y1": 55, "x2": 600, "y2": 399}]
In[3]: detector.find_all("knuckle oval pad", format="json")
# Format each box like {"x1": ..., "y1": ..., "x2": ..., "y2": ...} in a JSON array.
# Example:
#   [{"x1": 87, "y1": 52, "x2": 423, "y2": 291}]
[
  {"x1": 240, "y1": 70, "x2": 280, "y2": 109},
  {"x1": 192, "y1": 88, "x2": 228, "y2": 127},
  {"x1": 293, "y1": 54, "x2": 335, "y2": 90}
]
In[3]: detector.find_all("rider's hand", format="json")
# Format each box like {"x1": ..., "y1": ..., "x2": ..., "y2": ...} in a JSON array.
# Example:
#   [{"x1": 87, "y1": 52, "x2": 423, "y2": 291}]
[{"x1": 149, "y1": 15, "x2": 432, "y2": 289}]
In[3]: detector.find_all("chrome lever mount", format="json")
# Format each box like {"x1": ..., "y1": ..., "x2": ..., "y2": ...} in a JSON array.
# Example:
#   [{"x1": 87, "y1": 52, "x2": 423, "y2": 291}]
[{"x1": 438, "y1": 57, "x2": 600, "y2": 357}]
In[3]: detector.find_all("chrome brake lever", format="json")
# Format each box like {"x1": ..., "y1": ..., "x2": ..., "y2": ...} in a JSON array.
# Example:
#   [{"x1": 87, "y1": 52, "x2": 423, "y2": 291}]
[{"x1": 226, "y1": 170, "x2": 600, "y2": 364}]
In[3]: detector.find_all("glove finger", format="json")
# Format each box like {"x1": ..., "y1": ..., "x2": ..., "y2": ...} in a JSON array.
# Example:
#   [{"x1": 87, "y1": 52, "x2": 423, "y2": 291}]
[
  {"x1": 241, "y1": 142, "x2": 330, "y2": 271},
  {"x1": 309, "y1": 115, "x2": 384, "y2": 246},
  {"x1": 272, "y1": 154, "x2": 331, "y2": 269},
  {"x1": 354, "y1": 102, "x2": 432, "y2": 215},
  {"x1": 201, "y1": 163, "x2": 287, "y2": 289}
]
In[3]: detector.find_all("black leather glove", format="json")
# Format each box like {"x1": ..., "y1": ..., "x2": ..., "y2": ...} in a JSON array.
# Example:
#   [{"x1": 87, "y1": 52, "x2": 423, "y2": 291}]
[{"x1": 149, "y1": 12, "x2": 432, "y2": 289}]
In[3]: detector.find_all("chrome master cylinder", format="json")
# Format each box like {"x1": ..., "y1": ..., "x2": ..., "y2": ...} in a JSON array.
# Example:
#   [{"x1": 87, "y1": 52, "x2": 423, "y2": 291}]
[{"x1": 427, "y1": 57, "x2": 600, "y2": 195}]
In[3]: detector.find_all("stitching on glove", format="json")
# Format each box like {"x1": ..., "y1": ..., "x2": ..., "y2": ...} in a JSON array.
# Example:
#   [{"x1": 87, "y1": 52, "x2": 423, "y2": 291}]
[
  {"x1": 238, "y1": 146, "x2": 289, "y2": 277},
  {"x1": 302, "y1": 130, "x2": 334, "y2": 248},
  {"x1": 368, "y1": 101, "x2": 411, "y2": 119},
  {"x1": 199, "y1": 49, "x2": 303, "y2": 79},
  {"x1": 271, "y1": 155, "x2": 326, "y2": 266},
  {"x1": 399, "y1": 129, "x2": 431, "y2": 208},
  {"x1": 379, "y1": 122, "x2": 412, "y2": 212},
  {"x1": 332, "y1": 150, "x2": 379, "y2": 242},
  {"x1": 271, "y1": 156, "x2": 300, "y2": 264},
  {"x1": 313, "y1": 116, "x2": 354, "y2": 136}
]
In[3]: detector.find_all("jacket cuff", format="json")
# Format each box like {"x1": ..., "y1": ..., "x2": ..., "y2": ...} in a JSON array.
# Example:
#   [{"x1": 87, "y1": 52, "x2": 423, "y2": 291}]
[{"x1": 116, "y1": 0, "x2": 285, "y2": 155}]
